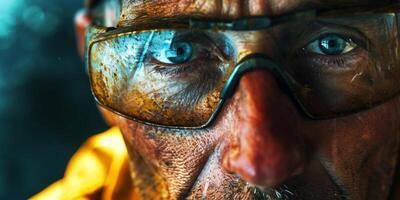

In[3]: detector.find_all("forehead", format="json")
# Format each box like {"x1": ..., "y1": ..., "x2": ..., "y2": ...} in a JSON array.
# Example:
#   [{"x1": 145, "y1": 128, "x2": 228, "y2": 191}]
[{"x1": 119, "y1": 0, "x2": 390, "y2": 24}]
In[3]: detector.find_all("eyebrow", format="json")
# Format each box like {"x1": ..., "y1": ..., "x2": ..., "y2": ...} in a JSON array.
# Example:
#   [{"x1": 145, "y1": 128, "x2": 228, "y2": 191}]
[
  {"x1": 117, "y1": 4, "x2": 398, "y2": 31},
  {"x1": 119, "y1": 0, "x2": 393, "y2": 21},
  {"x1": 117, "y1": 9, "x2": 319, "y2": 30}
]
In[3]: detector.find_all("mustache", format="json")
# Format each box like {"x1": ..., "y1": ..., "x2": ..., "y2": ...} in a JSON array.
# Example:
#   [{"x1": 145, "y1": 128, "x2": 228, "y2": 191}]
[
  {"x1": 250, "y1": 184, "x2": 295, "y2": 200},
  {"x1": 249, "y1": 183, "x2": 350, "y2": 200}
]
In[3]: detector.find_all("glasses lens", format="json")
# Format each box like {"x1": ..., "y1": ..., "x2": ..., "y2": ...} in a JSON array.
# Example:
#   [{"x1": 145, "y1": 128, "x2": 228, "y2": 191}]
[
  {"x1": 274, "y1": 13, "x2": 400, "y2": 117},
  {"x1": 89, "y1": 30, "x2": 233, "y2": 127}
]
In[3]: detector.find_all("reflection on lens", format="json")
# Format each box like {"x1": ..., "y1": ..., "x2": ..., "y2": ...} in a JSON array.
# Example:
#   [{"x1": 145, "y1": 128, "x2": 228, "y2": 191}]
[{"x1": 90, "y1": 30, "x2": 232, "y2": 127}]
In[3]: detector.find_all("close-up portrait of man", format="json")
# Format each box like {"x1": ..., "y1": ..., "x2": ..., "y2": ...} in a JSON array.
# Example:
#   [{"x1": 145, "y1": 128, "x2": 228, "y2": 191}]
[{"x1": 30, "y1": 0, "x2": 400, "y2": 199}]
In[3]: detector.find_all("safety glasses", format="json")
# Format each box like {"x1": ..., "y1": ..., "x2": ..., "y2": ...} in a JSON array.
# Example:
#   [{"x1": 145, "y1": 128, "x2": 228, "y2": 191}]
[{"x1": 86, "y1": 5, "x2": 400, "y2": 128}]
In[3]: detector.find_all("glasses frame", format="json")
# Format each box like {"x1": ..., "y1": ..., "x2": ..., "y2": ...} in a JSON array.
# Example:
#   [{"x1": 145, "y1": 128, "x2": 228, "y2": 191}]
[{"x1": 86, "y1": 4, "x2": 400, "y2": 129}]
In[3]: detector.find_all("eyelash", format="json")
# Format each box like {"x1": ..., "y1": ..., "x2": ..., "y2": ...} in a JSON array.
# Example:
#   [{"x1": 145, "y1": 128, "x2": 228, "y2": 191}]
[
  {"x1": 296, "y1": 49, "x2": 361, "y2": 72},
  {"x1": 149, "y1": 50, "x2": 220, "y2": 77},
  {"x1": 295, "y1": 36, "x2": 366, "y2": 70},
  {"x1": 306, "y1": 52, "x2": 355, "y2": 68},
  {"x1": 149, "y1": 32, "x2": 232, "y2": 78}
]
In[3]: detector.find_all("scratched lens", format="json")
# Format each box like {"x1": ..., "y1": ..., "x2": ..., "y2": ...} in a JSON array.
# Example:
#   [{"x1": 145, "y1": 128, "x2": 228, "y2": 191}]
[{"x1": 89, "y1": 30, "x2": 233, "y2": 126}]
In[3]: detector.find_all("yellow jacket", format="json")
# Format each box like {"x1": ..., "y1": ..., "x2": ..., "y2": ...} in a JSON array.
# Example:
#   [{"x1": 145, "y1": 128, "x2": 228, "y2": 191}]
[{"x1": 31, "y1": 127, "x2": 139, "y2": 200}]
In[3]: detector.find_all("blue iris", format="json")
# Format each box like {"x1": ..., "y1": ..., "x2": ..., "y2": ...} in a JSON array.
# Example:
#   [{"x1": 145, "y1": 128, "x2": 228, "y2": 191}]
[
  {"x1": 165, "y1": 42, "x2": 193, "y2": 64},
  {"x1": 319, "y1": 34, "x2": 347, "y2": 55}
]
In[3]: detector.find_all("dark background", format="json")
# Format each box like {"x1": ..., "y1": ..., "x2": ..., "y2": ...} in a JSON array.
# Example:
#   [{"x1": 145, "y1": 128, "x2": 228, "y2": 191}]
[{"x1": 0, "y1": 0, "x2": 108, "y2": 199}]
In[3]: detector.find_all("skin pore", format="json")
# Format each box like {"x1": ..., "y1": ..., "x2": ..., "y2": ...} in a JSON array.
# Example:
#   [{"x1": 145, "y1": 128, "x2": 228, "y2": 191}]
[{"x1": 78, "y1": 0, "x2": 400, "y2": 199}]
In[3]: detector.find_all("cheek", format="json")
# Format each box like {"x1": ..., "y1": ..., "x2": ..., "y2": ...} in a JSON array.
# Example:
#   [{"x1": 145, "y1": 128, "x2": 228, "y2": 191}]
[
  {"x1": 311, "y1": 100, "x2": 400, "y2": 164},
  {"x1": 117, "y1": 119, "x2": 158, "y2": 161},
  {"x1": 115, "y1": 115, "x2": 231, "y2": 198},
  {"x1": 304, "y1": 97, "x2": 400, "y2": 198},
  {"x1": 115, "y1": 98, "x2": 238, "y2": 165}
]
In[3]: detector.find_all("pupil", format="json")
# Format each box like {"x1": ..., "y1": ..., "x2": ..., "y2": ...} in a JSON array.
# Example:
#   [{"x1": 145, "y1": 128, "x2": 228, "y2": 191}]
[
  {"x1": 177, "y1": 47, "x2": 184, "y2": 55},
  {"x1": 328, "y1": 40, "x2": 337, "y2": 48},
  {"x1": 166, "y1": 42, "x2": 193, "y2": 64},
  {"x1": 319, "y1": 35, "x2": 346, "y2": 55}
]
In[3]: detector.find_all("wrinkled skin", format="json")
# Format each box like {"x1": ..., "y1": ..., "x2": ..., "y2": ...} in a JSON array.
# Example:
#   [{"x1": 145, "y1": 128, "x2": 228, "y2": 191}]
[{"x1": 76, "y1": 0, "x2": 400, "y2": 199}]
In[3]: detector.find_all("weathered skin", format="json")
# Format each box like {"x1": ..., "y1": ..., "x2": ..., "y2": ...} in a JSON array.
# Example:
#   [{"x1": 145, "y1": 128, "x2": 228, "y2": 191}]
[{"x1": 77, "y1": 0, "x2": 400, "y2": 199}]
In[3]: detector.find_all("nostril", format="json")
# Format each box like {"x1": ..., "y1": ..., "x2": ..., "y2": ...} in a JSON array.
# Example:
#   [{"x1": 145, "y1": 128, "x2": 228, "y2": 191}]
[
  {"x1": 223, "y1": 144, "x2": 306, "y2": 187},
  {"x1": 221, "y1": 141, "x2": 240, "y2": 175}
]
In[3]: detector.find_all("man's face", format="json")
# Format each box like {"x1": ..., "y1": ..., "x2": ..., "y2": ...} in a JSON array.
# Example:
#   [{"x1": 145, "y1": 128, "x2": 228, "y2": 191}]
[{"x1": 88, "y1": 0, "x2": 400, "y2": 199}]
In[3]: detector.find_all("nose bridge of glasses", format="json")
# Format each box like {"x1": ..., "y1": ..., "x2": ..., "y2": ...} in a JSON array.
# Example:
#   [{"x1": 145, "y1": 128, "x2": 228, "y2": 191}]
[
  {"x1": 219, "y1": 30, "x2": 287, "y2": 98},
  {"x1": 220, "y1": 54, "x2": 294, "y2": 101}
]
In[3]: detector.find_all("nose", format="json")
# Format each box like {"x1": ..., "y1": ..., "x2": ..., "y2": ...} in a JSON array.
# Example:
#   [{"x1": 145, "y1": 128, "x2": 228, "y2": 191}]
[{"x1": 221, "y1": 69, "x2": 307, "y2": 187}]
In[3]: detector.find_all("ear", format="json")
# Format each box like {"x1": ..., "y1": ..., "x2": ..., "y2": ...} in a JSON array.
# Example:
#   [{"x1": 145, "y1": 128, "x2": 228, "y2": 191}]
[{"x1": 75, "y1": 9, "x2": 92, "y2": 59}]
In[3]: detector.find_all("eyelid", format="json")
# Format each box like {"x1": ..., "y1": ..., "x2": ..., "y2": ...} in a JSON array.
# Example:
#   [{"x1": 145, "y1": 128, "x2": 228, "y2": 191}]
[
  {"x1": 304, "y1": 35, "x2": 358, "y2": 55},
  {"x1": 177, "y1": 32, "x2": 233, "y2": 65},
  {"x1": 294, "y1": 21, "x2": 371, "y2": 53},
  {"x1": 147, "y1": 31, "x2": 230, "y2": 69}
]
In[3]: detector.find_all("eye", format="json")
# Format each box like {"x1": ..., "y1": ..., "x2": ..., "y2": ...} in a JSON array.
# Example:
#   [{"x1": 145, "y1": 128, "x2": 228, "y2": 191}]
[
  {"x1": 305, "y1": 34, "x2": 358, "y2": 55},
  {"x1": 153, "y1": 41, "x2": 194, "y2": 64}
]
